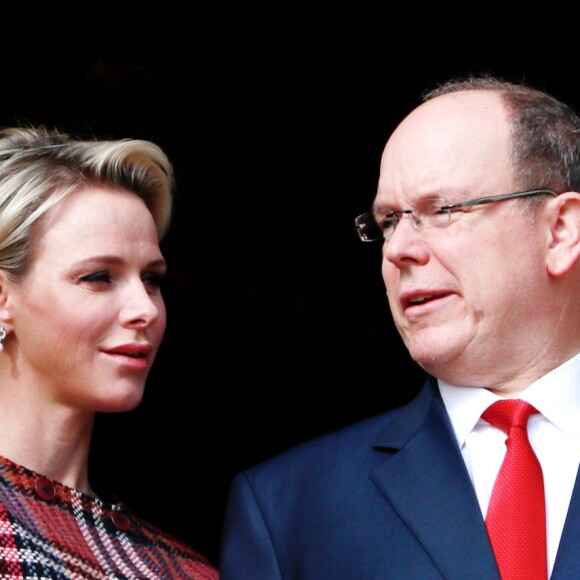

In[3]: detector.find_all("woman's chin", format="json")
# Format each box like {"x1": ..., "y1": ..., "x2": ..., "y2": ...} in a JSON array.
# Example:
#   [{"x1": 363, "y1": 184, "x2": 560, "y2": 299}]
[{"x1": 93, "y1": 389, "x2": 145, "y2": 413}]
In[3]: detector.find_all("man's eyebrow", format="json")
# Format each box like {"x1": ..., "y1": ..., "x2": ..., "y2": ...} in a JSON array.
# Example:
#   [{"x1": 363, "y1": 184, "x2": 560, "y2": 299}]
[
  {"x1": 372, "y1": 203, "x2": 396, "y2": 215},
  {"x1": 373, "y1": 194, "x2": 449, "y2": 214}
]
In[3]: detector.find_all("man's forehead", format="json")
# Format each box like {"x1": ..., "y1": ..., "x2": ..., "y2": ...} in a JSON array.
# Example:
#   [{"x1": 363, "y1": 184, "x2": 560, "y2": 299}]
[
  {"x1": 384, "y1": 91, "x2": 509, "y2": 157},
  {"x1": 376, "y1": 92, "x2": 513, "y2": 206}
]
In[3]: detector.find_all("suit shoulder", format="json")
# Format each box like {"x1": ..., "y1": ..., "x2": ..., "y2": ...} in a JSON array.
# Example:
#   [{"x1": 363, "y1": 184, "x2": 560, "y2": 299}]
[{"x1": 243, "y1": 405, "x2": 406, "y2": 479}]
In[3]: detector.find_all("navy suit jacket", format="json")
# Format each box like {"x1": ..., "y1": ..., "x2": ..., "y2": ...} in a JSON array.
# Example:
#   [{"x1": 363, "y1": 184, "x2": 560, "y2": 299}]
[{"x1": 220, "y1": 377, "x2": 580, "y2": 579}]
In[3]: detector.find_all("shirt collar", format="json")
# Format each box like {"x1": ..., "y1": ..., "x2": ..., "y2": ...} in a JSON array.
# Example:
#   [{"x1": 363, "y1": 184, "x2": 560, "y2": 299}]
[{"x1": 439, "y1": 352, "x2": 580, "y2": 448}]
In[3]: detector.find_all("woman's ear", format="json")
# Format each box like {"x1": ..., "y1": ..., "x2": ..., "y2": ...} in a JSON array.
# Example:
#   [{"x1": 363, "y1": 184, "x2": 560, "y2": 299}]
[
  {"x1": 0, "y1": 270, "x2": 15, "y2": 332},
  {"x1": 546, "y1": 192, "x2": 580, "y2": 277}
]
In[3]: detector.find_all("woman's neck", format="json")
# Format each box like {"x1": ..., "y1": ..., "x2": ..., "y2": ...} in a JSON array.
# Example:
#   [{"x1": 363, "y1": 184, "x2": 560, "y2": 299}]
[{"x1": 0, "y1": 393, "x2": 95, "y2": 494}]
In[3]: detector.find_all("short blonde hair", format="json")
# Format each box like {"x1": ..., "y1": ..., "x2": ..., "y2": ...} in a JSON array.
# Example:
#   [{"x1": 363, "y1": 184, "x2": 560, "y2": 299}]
[{"x1": 0, "y1": 125, "x2": 174, "y2": 276}]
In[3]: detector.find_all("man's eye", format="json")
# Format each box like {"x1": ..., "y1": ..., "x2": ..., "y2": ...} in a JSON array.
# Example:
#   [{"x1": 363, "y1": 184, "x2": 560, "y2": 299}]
[{"x1": 382, "y1": 217, "x2": 397, "y2": 230}]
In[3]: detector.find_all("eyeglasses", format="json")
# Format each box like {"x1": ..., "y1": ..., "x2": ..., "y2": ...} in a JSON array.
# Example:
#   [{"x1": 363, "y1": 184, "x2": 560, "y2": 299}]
[{"x1": 354, "y1": 188, "x2": 558, "y2": 243}]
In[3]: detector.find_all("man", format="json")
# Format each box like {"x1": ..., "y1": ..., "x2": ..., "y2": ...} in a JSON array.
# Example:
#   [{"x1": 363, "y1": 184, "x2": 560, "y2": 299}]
[{"x1": 219, "y1": 75, "x2": 580, "y2": 578}]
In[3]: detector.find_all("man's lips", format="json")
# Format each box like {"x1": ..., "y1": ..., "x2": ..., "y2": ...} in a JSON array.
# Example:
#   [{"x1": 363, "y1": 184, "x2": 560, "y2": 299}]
[{"x1": 399, "y1": 290, "x2": 453, "y2": 311}]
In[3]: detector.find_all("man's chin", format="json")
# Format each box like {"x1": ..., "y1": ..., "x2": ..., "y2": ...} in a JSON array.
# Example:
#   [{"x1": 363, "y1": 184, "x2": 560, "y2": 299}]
[{"x1": 406, "y1": 334, "x2": 469, "y2": 377}]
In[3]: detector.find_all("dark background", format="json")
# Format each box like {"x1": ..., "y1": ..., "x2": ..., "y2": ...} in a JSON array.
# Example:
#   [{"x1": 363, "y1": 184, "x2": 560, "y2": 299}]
[{"x1": 3, "y1": 13, "x2": 579, "y2": 566}]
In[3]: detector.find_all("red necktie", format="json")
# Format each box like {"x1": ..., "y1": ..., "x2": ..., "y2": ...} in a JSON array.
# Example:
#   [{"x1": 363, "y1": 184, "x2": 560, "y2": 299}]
[{"x1": 482, "y1": 399, "x2": 547, "y2": 580}]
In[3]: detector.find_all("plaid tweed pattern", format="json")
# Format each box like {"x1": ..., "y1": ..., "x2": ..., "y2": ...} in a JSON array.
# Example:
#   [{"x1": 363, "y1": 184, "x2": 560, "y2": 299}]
[{"x1": 0, "y1": 455, "x2": 219, "y2": 579}]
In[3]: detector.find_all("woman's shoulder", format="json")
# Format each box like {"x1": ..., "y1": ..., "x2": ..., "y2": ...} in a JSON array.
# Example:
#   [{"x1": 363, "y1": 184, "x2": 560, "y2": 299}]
[{"x1": 132, "y1": 514, "x2": 219, "y2": 579}]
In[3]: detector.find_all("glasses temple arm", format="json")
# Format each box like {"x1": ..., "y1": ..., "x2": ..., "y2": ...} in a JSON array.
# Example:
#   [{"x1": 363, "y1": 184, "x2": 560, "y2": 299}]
[{"x1": 441, "y1": 189, "x2": 557, "y2": 210}]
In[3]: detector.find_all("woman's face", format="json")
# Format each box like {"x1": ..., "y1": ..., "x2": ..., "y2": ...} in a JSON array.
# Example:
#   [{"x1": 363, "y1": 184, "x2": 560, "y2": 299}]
[{"x1": 3, "y1": 186, "x2": 167, "y2": 413}]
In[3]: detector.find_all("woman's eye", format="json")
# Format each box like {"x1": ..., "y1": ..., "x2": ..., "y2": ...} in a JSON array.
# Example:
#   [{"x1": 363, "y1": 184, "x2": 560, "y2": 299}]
[
  {"x1": 79, "y1": 271, "x2": 111, "y2": 283},
  {"x1": 143, "y1": 273, "x2": 164, "y2": 288}
]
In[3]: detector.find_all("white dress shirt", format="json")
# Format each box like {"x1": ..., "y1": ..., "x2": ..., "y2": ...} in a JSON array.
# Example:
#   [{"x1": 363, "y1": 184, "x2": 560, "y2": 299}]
[{"x1": 439, "y1": 352, "x2": 580, "y2": 578}]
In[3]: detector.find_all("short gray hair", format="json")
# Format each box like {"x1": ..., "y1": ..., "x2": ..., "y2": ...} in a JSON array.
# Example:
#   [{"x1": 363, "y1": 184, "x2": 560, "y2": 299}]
[{"x1": 423, "y1": 75, "x2": 580, "y2": 196}]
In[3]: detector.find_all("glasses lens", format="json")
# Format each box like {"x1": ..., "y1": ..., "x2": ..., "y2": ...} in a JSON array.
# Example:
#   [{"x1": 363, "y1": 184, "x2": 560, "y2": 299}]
[{"x1": 355, "y1": 213, "x2": 382, "y2": 242}]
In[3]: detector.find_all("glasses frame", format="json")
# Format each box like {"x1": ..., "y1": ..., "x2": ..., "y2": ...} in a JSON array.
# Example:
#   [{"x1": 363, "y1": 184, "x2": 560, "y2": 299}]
[{"x1": 355, "y1": 188, "x2": 558, "y2": 243}]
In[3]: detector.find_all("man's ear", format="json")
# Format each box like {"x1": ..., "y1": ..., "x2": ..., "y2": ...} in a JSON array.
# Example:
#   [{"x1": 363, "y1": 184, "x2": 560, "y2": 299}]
[{"x1": 546, "y1": 192, "x2": 580, "y2": 277}]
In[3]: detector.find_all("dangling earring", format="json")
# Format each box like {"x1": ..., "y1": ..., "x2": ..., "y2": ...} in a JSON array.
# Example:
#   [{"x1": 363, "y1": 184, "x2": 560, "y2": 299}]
[{"x1": 0, "y1": 326, "x2": 7, "y2": 352}]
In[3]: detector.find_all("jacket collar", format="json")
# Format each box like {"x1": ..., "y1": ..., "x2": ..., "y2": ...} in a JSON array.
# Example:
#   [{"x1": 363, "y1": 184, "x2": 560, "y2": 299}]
[{"x1": 370, "y1": 377, "x2": 500, "y2": 579}]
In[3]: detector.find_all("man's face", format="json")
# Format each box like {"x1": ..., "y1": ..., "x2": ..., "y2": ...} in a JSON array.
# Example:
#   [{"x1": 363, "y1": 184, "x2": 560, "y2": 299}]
[{"x1": 375, "y1": 91, "x2": 550, "y2": 387}]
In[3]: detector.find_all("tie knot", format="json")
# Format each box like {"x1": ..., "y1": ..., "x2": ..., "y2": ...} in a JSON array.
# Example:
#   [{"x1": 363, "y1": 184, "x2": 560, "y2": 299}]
[{"x1": 482, "y1": 399, "x2": 539, "y2": 433}]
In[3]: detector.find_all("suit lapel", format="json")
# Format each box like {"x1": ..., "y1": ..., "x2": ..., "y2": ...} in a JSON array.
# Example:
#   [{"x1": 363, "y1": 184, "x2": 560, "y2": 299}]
[
  {"x1": 551, "y1": 464, "x2": 580, "y2": 578},
  {"x1": 371, "y1": 378, "x2": 500, "y2": 579}
]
